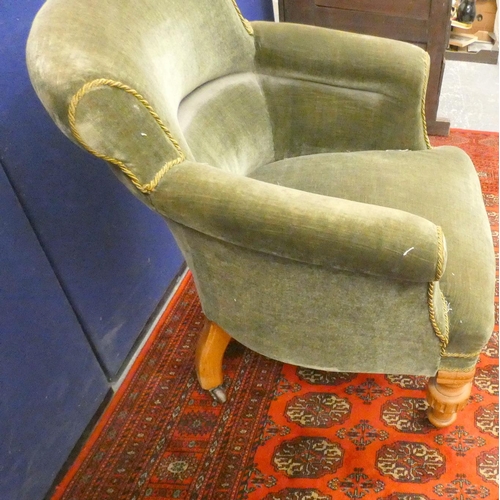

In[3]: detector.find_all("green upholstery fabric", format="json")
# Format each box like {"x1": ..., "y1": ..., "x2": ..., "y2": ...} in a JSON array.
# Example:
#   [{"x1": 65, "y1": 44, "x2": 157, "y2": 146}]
[
  {"x1": 27, "y1": 0, "x2": 495, "y2": 376},
  {"x1": 27, "y1": 0, "x2": 255, "y2": 194},
  {"x1": 179, "y1": 73, "x2": 275, "y2": 175},
  {"x1": 152, "y1": 162, "x2": 444, "y2": 283},
  {"x1": 248, "y1": 147, "x2": 495, "y2": 371},
  {"x1": 166, "y1": 220, "x2": 443, "y2": 375},
  {"x1": 253, "y1": 21, "x2": 430, "y2": 156}
]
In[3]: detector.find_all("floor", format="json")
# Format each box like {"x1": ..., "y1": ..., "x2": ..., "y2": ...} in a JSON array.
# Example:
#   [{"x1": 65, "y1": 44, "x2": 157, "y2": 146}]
[{"x1": 438, "y1": 59, "x2": 499, "y2": 132}]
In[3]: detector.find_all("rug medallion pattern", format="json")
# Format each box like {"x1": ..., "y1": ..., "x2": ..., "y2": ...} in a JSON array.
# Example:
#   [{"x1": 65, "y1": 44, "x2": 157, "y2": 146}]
[{"x1": 53, "y1": 130, "x2": 498, "y2": 499}]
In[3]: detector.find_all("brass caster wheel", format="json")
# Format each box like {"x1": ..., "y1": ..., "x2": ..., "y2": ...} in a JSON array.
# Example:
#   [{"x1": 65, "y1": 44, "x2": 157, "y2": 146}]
[{"x1": 209, "y1": 386, "x2": 227, "y2": 404}]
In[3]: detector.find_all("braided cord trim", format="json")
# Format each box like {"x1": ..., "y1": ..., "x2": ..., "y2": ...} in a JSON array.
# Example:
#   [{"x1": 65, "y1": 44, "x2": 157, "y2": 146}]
[
  {"x1": 428, "y1": 282, "x2": 450, "y2": 356},
  {"x1": 430, "y1": 226, "x2": 482, "y2": 361},
  {"x1": 435, "y1": 226, "x2": 445, "y2": 281},
  {"x1": 428, "y1": 225, "x2": 449, "y2": 355},
  {"x1": 441, "y1": 350, "x2": 482, "y2": 358},
  {"x1": 230, "y1": 0, "x2": 254, "y2": 35},
  {"x1": 68, "y1": 78, "x2": 185, "y2": 194},
  {"x1": 428, "y1": 282, "x2": 483, "y2": 360},
  {"x1": 421, "y1": 53, "x2": 431, "y2": 150},
  {"x1": 440, "y1": 363, "x2": 479, "y2": 372},
  {"x1": 427, "y1": 225, "x2": 450, "y2": 355}
]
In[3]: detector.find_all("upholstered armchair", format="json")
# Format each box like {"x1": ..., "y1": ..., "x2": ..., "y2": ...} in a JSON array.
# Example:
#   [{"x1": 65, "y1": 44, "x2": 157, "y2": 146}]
[{"x1": 27, "y1": 0, "x2": 495, "y2": 427}]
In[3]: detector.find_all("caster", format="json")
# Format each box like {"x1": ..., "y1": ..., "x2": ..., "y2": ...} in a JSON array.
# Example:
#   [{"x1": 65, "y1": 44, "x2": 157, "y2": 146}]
[{"x1": 209, "y1": 386, "x2": 227, "y2": 404}]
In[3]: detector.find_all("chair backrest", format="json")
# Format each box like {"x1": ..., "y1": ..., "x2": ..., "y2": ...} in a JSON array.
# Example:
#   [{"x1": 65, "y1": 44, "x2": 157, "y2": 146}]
[{"x1": 27, "y1": 0, "x2": 271, "y2": 196}]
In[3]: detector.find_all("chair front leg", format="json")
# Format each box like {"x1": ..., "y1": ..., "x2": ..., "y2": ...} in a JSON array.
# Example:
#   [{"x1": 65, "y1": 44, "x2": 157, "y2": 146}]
[
  {"x1": 426, "y1": 369, "x2": 476, "y2": 428},
  {"x1": 195, "y1": 319, "x2": 232, "y2": 403}
]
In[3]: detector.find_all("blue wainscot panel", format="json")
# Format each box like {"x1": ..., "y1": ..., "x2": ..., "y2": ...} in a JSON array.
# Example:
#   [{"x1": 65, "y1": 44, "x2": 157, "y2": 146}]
[
  {"x1": 0, "y1": 163, "x2": 109, "y2": 500},
  {"x1": 238, "y1": 0, "x2": 274, "y2": 21},
  {"x1": 0, "y1": 0, "x2": 184, "y2": 378}
]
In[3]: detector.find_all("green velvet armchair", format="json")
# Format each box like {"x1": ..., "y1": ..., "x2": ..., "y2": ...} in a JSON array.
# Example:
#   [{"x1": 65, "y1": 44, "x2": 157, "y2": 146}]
[{"x1": 27, "y1": 0, "x2": 495, "y2": 427}]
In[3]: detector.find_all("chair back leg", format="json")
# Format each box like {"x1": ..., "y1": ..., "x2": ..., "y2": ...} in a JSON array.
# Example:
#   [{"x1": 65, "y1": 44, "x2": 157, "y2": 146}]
[{"x1": 195, "y1": 319, "x2": 232, "y2": 403}]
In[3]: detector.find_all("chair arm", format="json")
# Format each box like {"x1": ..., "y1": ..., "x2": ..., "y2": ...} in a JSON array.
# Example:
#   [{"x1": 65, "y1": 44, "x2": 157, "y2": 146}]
[
  {"x1": 252, "y1": 21, "x2": 431, "y2": 151},
  {"x1": 253, "y1": 21, "x2": 429, "y2": 102},
  {"x1": 151, "y1": 162, "x2": 445, "y2": 283}
]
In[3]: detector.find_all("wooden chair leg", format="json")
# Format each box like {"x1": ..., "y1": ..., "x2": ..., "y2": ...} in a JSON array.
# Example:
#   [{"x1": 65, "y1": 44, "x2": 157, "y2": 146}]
[
  {"x1": 195, "y1": 319, "x2": 232, "y2": 403},
  {"x1": 426, "y1": 369, "x2": 476, "y2": 428}
]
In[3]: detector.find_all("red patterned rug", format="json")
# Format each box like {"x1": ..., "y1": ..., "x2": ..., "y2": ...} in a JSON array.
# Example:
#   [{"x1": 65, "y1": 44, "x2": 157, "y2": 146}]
[{"x1": 52, "y1": 130, "x2": 498, "y2": 500}]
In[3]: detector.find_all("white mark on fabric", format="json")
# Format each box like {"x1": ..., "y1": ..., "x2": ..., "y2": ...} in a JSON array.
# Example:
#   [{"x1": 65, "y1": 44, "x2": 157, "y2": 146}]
[{"x1": 403, "y1": 247, "x2": 415, "y2": 256}]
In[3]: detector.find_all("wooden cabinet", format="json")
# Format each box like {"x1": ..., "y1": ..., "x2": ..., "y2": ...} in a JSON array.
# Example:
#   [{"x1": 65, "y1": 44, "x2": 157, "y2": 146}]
[{"x1": 279, "y1": 0, "x2": 452, "y2": 135}]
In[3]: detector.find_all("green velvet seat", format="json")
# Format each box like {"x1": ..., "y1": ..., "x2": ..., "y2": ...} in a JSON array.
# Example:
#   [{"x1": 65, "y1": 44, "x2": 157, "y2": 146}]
[
  {"x1": 249, "y1": 147, "x2": 493, "y2": 372},
  {"x1": 27, "y1": 0, "x2": 495, "y2": 427}
]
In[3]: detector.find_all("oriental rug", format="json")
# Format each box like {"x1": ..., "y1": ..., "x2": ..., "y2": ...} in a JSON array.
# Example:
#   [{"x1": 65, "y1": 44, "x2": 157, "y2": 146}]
[{"x1": 52, "y1": 130, "x2": 498, "y2": 500}]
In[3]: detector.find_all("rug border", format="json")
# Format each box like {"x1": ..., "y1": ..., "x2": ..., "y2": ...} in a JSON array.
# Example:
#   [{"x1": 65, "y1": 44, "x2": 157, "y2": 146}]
[{"x1": 51, "y1": 271, "x2": 192, "y2": 499}]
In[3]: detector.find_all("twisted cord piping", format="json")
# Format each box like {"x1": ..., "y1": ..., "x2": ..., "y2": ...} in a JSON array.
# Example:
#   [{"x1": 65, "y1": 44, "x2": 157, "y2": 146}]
[
  {"x1": 421, "y1": 53, "x2": 432, "y2": 149},
  {"x1": 441, "y1": 364, "x2": 479, "y2": 372},
  {"x1": 68, "y1": 78, "x2": 185, "y2": 194},
  {"x1": 435, "y1": 226, "x2": 445, "y2": 281},
  {"x1": 427, "y1": 282, "x2": 449, "y2": 356},
  {"x1": 230, "y1": 0, "x2": 254, "y2": 35},
  {"x1": 441, "y1": 350, "x2": 482, "y2": 358},
  {"x1": 430, "y1": 226, "x2": 481, "y2": 360}
]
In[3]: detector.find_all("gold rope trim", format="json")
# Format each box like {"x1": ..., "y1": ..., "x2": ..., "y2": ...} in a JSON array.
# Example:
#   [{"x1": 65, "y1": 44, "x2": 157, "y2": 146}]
[
  {"x1": 68, "y1": 78, "x2": 185, "y2": 194},
  {"x1": 441, "y1": 350, "x2": 482, "y2": 358},
  {"x1": 428, "y1": 282, "x2": 449, "y2": 356},
  {"x1": 435, "y1": 226, "x2": 445, "y2": 281},
  {"x1": 430, "y1": 226, "x2": 481, "y2": 361},
  {"x1": 230, "y1": 0, "x2": 254, "y2": 35},
  {"x1": 438, "y1": 363, "x2": 479, "y2": 372},
  {"x1": 421, "y1": 53, "x2": 431, "y2": 149}
]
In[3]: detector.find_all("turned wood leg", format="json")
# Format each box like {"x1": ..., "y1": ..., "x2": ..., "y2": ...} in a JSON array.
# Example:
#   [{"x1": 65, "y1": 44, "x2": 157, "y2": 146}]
[
  {"x1": 195, "y1": 319, "x2": 232, "y2": 403},
  {"x1": 426, "y1": 369, "x2": 475, "y2": 428}
]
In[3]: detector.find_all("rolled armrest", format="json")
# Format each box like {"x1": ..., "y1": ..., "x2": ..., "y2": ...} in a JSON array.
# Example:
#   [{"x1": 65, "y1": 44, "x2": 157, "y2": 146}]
[
  {"x1": 252, "y1": 21, "x2": 430, "y2": 151},
  {"x1": 253, "y1": 21, "x2": 429, "y2": 107},
  {"x1": 151, "y1": 162, "x2": 445, "y2": 283}
]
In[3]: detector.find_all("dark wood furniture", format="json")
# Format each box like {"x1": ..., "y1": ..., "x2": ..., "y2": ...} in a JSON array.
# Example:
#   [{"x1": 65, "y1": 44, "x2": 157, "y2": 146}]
[{"x1": 279, "y1": 0, "x2": 452, "y2": 135}]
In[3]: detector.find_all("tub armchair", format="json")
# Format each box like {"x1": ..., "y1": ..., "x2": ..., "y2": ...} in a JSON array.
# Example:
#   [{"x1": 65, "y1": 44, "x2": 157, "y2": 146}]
[{"x1": 27, "y1": 0, "x2": 495, "y2": 427}]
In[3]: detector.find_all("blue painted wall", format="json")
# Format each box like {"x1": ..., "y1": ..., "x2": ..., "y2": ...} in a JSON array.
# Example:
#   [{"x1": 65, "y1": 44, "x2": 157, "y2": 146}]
[
  {"x1": 0, "y1": 161, "x2": 109, "y2": 500},
  {"x1": 0, "y1": 0, "x2": 185, "y2": 497},
  {"x1": 0, "y1": 0, "x2": 185, "y2": 379},
  {"x1": 238, "y1": 0, "x2": 274, "y2": 21}
]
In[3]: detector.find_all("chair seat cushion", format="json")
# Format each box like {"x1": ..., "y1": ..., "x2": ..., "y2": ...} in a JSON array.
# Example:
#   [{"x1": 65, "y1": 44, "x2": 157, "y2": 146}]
[{"x1": 249, "y1": 146, "x2": 495, "y2": 368}]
